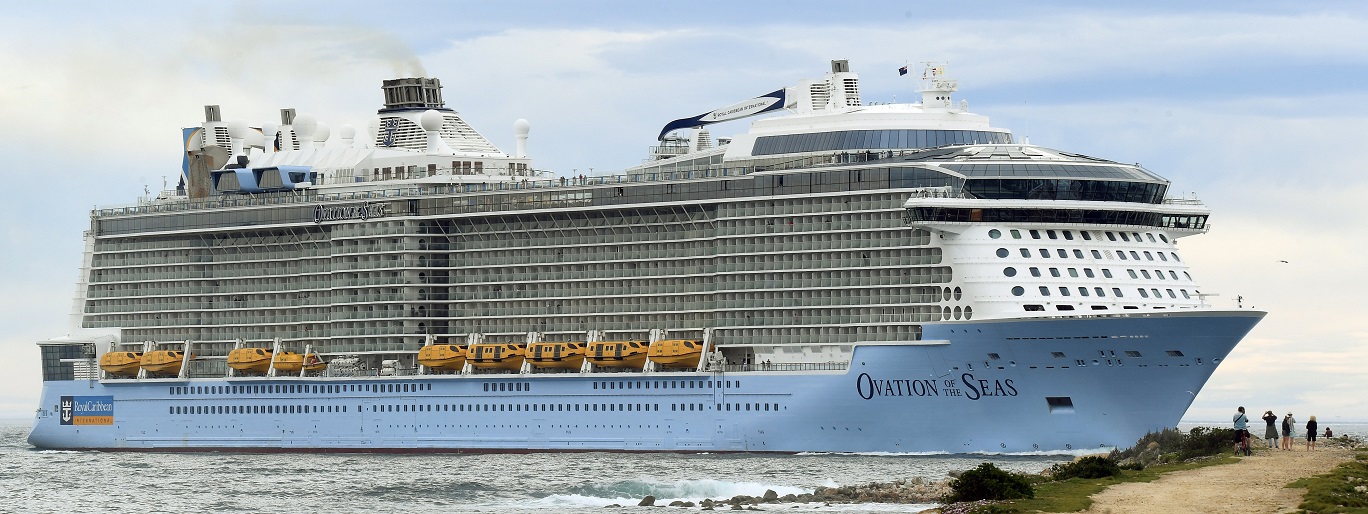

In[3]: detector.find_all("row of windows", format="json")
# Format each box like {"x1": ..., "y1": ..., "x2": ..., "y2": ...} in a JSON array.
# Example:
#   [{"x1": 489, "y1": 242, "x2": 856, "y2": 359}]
[
  {"x1": 990, "y1": 228, "x2": 1171, "y2": 245},
  {"x1": 1006, "y1": 266, "x2": 1192, "y2": 282},
  {"x1": 753, "y1": 129, "x2": 1012, "y2": 156},
  {"x1": 997, "y1": 247, "x2": 1181, "y2": 264},
  {"x1": 171, "y1": 382, "x2": 435, "y2": 396},
  {"x1": 169, "y1": 401, "x2": 783, "y2": 415},
  {"x1": 1011, "y1": 285, "x2": 1193, "y2": 300}
]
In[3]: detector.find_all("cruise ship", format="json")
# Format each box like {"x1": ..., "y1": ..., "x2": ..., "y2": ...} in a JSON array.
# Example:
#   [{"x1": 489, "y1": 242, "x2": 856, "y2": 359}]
[{"x1": 29, "y1": 61, "x2": 1263, "y2": 453}]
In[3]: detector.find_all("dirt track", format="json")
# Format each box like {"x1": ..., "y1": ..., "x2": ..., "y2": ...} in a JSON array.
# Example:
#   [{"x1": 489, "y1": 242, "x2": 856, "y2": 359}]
[{"x1": 1081, "y1": 443, "x2": 1353, "y2": 514}]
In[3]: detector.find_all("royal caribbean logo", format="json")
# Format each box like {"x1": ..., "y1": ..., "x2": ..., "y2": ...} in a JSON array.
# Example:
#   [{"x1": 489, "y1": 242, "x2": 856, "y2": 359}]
[{"x1": 59, "y1": 395, "x2": 114, "y2": 426}]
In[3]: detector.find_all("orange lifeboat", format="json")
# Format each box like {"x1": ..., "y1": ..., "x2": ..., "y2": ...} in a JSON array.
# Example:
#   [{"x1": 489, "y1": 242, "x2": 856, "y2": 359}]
[
  {"x1": 648, "y1": 339, "x2": 704, "y2": 368},
  {"x1": 587, "y1": 341, "x2": 650, "y2": 369},
  {"x1": 273, "y1": 352, "x2": 326, "y2": 373},
  {"x1": 99, "y1": 351, "x2": 142, "y2": 377},
  {"x1": 227, "y1": 347, "x2": 273, "y2": 374},
  {"x1": 468, "y1": 343, "x2": 526, "y2": 371},
  {"x1": 141, "y1": 350, "x2": 186, "y2": 375},
  {"x1": 418, "y1": 344, "x2": 467, "y2": 371},
  {"x1": 526, "y1": 341, "x2": 586, "y2": 370}
]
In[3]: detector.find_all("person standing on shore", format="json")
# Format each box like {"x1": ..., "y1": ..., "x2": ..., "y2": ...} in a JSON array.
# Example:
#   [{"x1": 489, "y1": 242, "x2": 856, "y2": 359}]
[
  {"x1": 1281, "y1": 414, "x2": 1292, "y2": 450},
  {"x1": 1285, "y1": 413, "x2": 1297, "y2": 450},
  {"x1": 1233, "y1": 406, "x2": 1250, "y2": 456},
  {"x1": 1306, "y1": 416, "x2": 1318, "y2": 451},
  {"x1": 1262, "y1": 410, "x2": 1278, "y2": 448}
]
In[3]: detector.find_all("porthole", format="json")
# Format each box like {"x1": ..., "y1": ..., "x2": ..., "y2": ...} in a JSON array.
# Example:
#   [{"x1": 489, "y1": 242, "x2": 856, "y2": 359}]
[
  {"x1": 964, "y1": 306, "x2": 973, "y2": 320},
  {"x1": 1011, "y1": 286, "x2": 1025, "y2": 296},
  {"x1": 953, "y1": 287, "x2": 962, "y2": 300},
  {"x1": 1004, "y1": 267, "x2": 1017, "y2": 277},
  {"x1": 953, "y1": 306, "x2": 963, "y2": 320},
  {"x1": 989, "y1": 229, "x2": 1002, "y2": 239},
  {"x1": 943, "y1": 288, "x2": 952, "y2": 301},
  {"x1": 943, "y1": 307, "x2": 952, "y2": 320},
  {"x1": 995, "y1": 248, "x2": 1009, "y2": 258}
]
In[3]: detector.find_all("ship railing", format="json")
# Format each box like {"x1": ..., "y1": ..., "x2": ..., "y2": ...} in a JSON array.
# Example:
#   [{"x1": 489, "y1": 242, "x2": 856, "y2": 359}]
[
  {"x1": 94, "y1": 165, "x2": 758, "y2": 217},
  {"x1": 720, "y1": 361, "x2": 849, "y2": 373}
]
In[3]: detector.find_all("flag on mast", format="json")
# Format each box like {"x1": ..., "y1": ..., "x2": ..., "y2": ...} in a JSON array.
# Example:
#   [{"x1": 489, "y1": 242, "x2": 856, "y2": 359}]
[{"x1": 898, "y1": 65, "x2": 908, "y2": 76}]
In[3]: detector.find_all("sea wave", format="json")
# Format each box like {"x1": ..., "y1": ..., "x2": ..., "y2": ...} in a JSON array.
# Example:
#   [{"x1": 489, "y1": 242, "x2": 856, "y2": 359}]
[{"x1": 549, "y1": 477, "x2": 810, "y2": 504}]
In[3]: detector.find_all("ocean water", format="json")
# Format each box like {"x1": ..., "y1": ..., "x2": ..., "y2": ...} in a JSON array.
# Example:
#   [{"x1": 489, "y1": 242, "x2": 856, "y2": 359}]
[{"x1": 0, "y1": 420, "x2": 1077, "y2": 514}]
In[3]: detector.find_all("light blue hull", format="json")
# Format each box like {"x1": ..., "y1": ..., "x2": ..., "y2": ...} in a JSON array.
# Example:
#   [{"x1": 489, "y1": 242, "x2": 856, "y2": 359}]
[{"x1": 30, "y1": 312, "x2": 1262, "y2": 453}]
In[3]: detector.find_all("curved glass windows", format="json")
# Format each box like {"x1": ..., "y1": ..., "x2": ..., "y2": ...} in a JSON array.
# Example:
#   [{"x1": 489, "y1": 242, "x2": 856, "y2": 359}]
[
  {"x1": 962, "y1": 178, "x2": 1167, "y2": 204},
  {"x1": 905, "y1": 207, "x2": 1206, "y2": 229},
  {"x1": 754, "y1": 129, "x2": 1012, "y2": 155}
]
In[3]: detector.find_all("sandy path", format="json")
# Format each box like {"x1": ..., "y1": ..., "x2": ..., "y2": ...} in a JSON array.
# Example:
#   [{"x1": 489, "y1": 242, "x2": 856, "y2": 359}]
[{"x1": 1081, "y1": 444, "x2": 1353, "y2": 514}]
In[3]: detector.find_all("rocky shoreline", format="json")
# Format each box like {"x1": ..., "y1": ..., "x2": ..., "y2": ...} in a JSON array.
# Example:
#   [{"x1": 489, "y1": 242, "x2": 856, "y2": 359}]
[{"x1": 605, "y1": 477, "x2": 948, "y2": 509}]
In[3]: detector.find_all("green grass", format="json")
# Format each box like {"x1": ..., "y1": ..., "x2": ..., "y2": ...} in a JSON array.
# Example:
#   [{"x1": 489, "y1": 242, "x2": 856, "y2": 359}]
[
  {"x1": 957, "y1": 455, "x2": 1239, "y2": 513},
  {"x1": 1285, "y1": 450, "x2": 1368, "y2": 514}
]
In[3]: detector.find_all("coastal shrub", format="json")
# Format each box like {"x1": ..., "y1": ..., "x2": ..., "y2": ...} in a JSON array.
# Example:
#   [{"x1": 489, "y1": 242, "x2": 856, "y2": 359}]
[
  {"x1": 1049, "y1": 456, "x2": 1121, "y2": 480},
  {"x1": 1180, "y1": 426, "x2": 1236, "y2": 459},
  {"x1": 943, "y1": 463, "x2": 1035, "y2": 503}
]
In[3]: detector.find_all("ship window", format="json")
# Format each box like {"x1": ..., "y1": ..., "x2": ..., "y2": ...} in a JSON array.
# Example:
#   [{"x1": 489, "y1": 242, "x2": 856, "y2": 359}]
[
  {"x1": 1091, "y1": 250, "x2": 1102, "y2": 259},
  {"x1": 1078, "y1": 287, "x2": 1089, "y2": 297},
  {"x1": 1038, "y1": 286, "x2": 1051, "y2": 296},
  {"x1": 1068, "y1": 268, "x2": 1079, "y2": 278},
  {"x1": 1166, "y1": 350, "x2": 1185, "y2": 357},
  {"x1": 989, "y1": 229, "x2": 1002, "y2": 239},
  {"x1": 1071, "y1": 249, "x2": 1083, "y2": 259},
  {"x1": 1118, "y1": 252, "x2": 1128, "y2": 261},
  {"x1": 996, "y1": 248, "x2": 1009, "y2": 258},
  {"x1": 1063, "y1": 231, "x2": 1074, "y2": 240},
  {"x1": 1049, "y1": 268, "x2": 1061, "y2": 278},
  {"x1": 1011, "y1": 286, "x2": 1025, "y2": 296},
  {"x1": 1039, "y1": 249, "x2": 1050, "y2": 258},
  {"x1": 1046, "y1": 230, "x2": 1057, "y2": 240},
  {"x1": 1106, "y1": 232, "x2": 1116, "y2": 241},
  {"x1": 1181, "y1": 289, "x2": 1191, "y2": 299},
  {"x1": 1056, "y1": 249, "x2": 1068, "y2": 258},
  {"x1": 1010, "y1": 229, "x2": 1022, "y2": 239},
  {"x1": 1169, "y1": 271, "x2": 1179, "y2": 280},
  {"x1": 1019, "y1": 248, "x2": 1030, "y2": 257},
  {"x1": 1047, "y1": 397, "x2": 1074, "y2": 413},
  {"x1": 1095, "y1": 287, "x2": 1106, "y2": 297},
  {"x1": 1138, "y1": 288, "x2": 1149, "y2": 298},
  {"x1": 1120, "y1": 233, "x2": 1131, "y2": 242},
  {"x1": 1130, "y1": 251, "x2": 1141, "y2": 260},
  {"x1": 1055, "y1": 305, "x2": 1075, "y2": 311},
  {"x1": 1167, "y1": 289, "x2": 1177, "y2": 298},
  {"x1": 1141, "y1": 270, "x2": 1152, "y2": 279},
  {"x1": 1158, "y1": 252, "x2": 1168, "y2": 262},
  {"x1": 1030, "y1": 230, "x2": 1041, "y2": 239},
  {"x1": 1128, "y1": 269, "x2": 1139, "y2": 279},
  {"x1": 953, "y1": 287, "x2": 963, "y2": 300},
  {"x1": 1024, "y1": 305, "x2": 1045, "y2": 311},
  {"x1": 1058, "y1": 287, "x2": 1071, "y2": 296},
  {"x1": 1030, "y1": 267, "x2": 1041, "y2": 277},
  {"x1": 1113, "y1": 288, "x2": 1124, "y2": 297},
  {"x1": 1144, "y1": 251, "x2": 1154, "y2": 261},
  {"x1": 1084, "y1": 269, "x2": 1095, "y2": 278}
]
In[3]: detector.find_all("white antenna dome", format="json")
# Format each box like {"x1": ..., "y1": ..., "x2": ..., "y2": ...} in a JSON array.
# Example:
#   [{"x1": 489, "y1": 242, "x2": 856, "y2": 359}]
[
  {"x1": 226, "y1": 120, "x2": 248, "y2": 139},
  {"x1": 339, "y1": 124, "x2": 356, "y2": 140},
  {"x1": 294, "y1": 113, "x2": 317, "y2": 140},
  {"x1": 419, "y1": 109, "x2": 445, "y2": 132},
  {"x1": 315, "y1": 122, "x2": 331, "y2": 147},
  {"x1": 513, "y1": 118, "x2": 530, "y2": 136}
]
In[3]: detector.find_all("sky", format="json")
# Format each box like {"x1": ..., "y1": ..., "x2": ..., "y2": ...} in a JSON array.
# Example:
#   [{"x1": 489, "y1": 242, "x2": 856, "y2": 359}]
[{"x1": 1, "y1": 1, "x2": 1365, "y2": 425}]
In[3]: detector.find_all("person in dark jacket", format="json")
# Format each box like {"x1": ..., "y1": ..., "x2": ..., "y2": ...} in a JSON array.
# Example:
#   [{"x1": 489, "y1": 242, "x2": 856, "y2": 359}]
[
  {"x1": 1262, "y1": 410, "x2": 1278, "y2": 448},
  {"x1": 1306, "y1": 416, "x2": 1319, "y2": 451}
]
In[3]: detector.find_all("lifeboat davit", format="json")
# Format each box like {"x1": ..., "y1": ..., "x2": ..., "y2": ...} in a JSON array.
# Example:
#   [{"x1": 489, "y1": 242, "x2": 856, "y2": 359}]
[
  {"x1": 227, "y1": 347, "x2": 273, "y2": 374},
  {"x1": 99, "y1": 351, "x2": 142, "y2": 377},
  {"x1": 273, "y1": 352, "x2": 326, "y2": 373},
  {"x1": 587, "y1": 341, "x2": 649, "y2": 369},
  {"x1": 418, "y1": 344, "x2": 467, "y2": 371},
  {"x1": 468, "y1": 343, "x2": 526, "y2": 370},
  {"x1": 141, "y1": 350, "x2": 186, "y2": 375},
  {"x1": 526, "y1": 341, "x2": 586, "y2": 370},
  {"x1": 648, "y1": 339, "x2": 703, "y2": 368}
]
